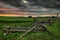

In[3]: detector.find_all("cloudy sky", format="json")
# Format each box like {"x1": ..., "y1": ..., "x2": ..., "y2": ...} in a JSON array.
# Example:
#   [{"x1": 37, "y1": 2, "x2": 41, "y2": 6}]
[{"x1": 0, "y1": 0, "x2": 60, "y2": 14}]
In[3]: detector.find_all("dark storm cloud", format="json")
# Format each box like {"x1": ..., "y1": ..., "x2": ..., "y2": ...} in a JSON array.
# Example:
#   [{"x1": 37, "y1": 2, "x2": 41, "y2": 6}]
[
  {"x1": 0, "y1": 0, "x2": 22, "y2": 7},
  {"x1": 0, "y1": 0, "x2": 60, "y2": 8}
]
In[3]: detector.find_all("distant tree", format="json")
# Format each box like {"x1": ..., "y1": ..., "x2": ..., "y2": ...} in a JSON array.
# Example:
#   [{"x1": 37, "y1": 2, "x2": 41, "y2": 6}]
[
  {"x1": 57, "y1": 13, "x2": 59, "y2": 17},
  {"x1": 28, "y1": 16, "x2": 32, "y2": 18}
]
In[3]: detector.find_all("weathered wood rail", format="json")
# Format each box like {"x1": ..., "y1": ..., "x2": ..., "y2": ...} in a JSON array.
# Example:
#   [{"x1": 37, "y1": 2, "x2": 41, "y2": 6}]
[{"x1": 3, "y1": 26, "x2": 46, "y2": 32}]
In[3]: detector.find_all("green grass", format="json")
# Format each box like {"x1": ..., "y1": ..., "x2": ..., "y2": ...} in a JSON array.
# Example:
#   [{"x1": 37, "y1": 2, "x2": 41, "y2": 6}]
[{"x1": 0, "y1": 17, "x2": 60, "y2": 40}]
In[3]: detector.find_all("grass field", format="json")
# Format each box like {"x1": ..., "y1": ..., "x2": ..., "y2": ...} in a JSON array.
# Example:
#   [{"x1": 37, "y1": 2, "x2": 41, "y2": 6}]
[{"x1": 0, "y1": 16, "x2": 60, "y2": 40}]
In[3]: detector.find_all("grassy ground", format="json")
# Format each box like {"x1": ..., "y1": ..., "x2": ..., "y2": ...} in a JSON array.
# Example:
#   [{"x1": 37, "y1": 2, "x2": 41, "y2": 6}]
[{"x1": 0, "y1": 16, "x2": 60, "y2": 40}]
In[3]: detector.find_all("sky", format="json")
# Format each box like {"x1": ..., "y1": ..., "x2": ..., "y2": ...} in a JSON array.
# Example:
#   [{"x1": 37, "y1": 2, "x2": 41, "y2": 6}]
[{"x1": 0, "y1": 0, "x2": 60, "y2": 17}]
